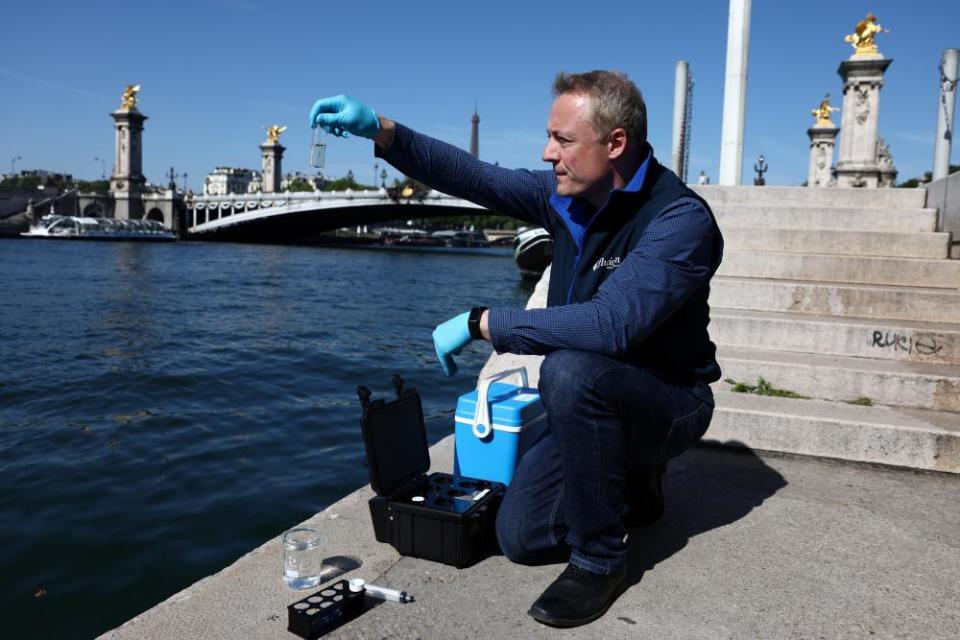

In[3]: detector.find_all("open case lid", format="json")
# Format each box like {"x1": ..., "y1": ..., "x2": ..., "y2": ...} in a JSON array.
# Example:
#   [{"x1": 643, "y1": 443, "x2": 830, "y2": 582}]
[{"x1": 357, "y1": 376, "x2": 430, "y2": 496}]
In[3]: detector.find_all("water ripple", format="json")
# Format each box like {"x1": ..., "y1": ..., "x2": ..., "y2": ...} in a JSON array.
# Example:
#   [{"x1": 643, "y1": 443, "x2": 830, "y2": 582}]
[{"x1": 0, "y1": 238, "x2": 528, "y2": 638}]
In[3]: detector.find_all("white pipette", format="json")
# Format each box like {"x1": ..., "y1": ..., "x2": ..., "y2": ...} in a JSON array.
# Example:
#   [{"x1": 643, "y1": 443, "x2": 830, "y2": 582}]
[{"x1": 349, "y1": 578, "x2": 414, "y2": 603}]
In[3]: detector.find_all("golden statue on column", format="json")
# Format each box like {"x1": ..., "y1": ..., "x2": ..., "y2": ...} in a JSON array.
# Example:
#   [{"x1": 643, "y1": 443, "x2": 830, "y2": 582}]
[
  {"x1": 120, "y1": 84, "x2": 141, "y2": 111},
  {"x1": 265, "y1": 125, "x2": 287, "y2": 144},
  {"x1": 844, "y1": 12, "x2": 888, "y2": 57},
  {"x1": 811, "y1": 94, "x2": 838, "y2": 126}
]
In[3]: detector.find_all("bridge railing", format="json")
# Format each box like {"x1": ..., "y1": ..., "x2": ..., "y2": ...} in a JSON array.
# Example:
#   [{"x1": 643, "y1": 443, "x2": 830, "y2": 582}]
[{"x1": 185, "y1": 188, "x2": 484, "y2": 232}]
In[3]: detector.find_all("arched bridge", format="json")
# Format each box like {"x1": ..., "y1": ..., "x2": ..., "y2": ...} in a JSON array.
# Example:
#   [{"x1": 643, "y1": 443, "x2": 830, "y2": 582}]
[{"x1": 186, "y1": 189, "x2": 487, "y2": 240}]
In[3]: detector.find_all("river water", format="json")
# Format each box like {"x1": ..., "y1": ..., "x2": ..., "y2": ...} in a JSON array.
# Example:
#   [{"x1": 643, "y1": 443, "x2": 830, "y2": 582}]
[{"x1": 0, "y1": 238, "x2": 531, "y2": 639}]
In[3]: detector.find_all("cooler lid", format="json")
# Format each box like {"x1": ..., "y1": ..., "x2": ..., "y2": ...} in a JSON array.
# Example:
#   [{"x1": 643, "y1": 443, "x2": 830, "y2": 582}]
[
  {"x1": 360, "y1": 389, "x2": 430, "y2": 496},
  {"x1": 455, "y1": 382, "x2": 544, "y2": 427}
]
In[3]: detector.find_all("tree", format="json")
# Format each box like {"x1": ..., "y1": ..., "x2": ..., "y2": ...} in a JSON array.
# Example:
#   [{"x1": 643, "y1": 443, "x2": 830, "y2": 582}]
[
  {"x1": 0, "y1": 175, "x2": 42, "y2": 190},
  {"x1": 76, "y1": 180, "x2": 110, "y2": 194},
  {"x1": 286, "y1": 177, "x2": 315, "y2": 192},
  {"x1": 898, "y1": 165, "x2": 960, "y2": 188}
]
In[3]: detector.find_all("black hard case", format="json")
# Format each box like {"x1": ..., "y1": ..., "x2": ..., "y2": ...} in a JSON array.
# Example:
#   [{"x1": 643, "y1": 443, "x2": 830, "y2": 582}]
[{"x1": 358, "y1": 377, "x2": 505, "y2": 568}]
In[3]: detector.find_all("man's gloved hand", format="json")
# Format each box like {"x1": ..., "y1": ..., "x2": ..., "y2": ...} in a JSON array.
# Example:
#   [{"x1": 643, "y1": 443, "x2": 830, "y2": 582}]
[
  {"x1": 432, "y1": 312, "x2": 473, "y2": 377},
  {"x1": 308, "y1": 95, "x2": 380, "y2": 139}
]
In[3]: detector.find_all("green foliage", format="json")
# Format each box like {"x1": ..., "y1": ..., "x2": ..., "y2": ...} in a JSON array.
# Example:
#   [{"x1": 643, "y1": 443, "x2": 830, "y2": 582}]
[
  {"x1": 321, "y1": 176, "x2": 376, "y2": 191},
  {"x1": 724, "y1": 377, "x2": 810, "y2": 399},
  {"x1": 846, "y1": 396, "x2": 873, "y2": 406},
  {"x1": 76, "y1": 180, "x2": 110, "y2": 194},
  {"x1": 1, "y1": 175, "x2": 42, "y2": 190},
  {"x1": 286, "y1": 177, "x2": 315, "y2": 192},
  {"x1": 898, "y1": 165, "x2": 960, "y2": 188}
]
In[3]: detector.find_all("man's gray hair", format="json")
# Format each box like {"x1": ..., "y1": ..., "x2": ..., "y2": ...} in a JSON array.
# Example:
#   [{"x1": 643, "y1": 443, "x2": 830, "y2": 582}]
[{"x1": 553, "y1": 70, "x2": 647, "y2": 147}]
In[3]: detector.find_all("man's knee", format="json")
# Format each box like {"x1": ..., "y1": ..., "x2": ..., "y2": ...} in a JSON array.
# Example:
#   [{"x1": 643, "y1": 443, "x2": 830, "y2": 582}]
[
  {"x1": 496, "y1": 508, "x2": 568, "y2": 566},
  {"x1": 538, "y1": 350, "x2": 602, "y2": 408},
  {"x1": 496, "y1": 506, "x2": 537, "y2": 564},
  {"x1": 539, "y1": 349, "x2": 613, "y2": 415}
]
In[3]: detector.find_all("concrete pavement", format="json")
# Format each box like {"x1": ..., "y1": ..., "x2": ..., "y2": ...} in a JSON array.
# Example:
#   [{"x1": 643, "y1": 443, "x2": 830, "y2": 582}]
[{"x1": 100, "y1": 435, "x2": 960, "y2": 640}]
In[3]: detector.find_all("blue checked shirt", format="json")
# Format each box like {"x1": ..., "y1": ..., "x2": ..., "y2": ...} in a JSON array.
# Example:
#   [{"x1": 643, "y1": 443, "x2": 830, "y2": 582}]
[{"x1": 377, "y1": 123, "x2": 721, "y2": 375}]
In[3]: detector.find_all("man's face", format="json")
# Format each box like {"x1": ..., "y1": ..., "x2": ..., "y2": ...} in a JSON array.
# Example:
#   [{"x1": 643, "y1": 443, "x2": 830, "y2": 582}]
[{"x1": 542, "y1": 92, "x2": 615, "y2": 205}]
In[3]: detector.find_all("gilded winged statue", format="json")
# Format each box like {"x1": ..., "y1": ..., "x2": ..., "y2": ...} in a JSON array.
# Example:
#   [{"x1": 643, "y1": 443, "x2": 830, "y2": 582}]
[
  {"x1": 844, "y1": 12, "x2": 888, "y2": 55},
  {"x1": 120, "y1": 84, "x2": 141, "y2": 110},
  {"x1": 811, "y1": 94, "x2": 838, "y2": 125},
  {"x1": 265, "y1": 125, "x2": 287, "y2": 144}
]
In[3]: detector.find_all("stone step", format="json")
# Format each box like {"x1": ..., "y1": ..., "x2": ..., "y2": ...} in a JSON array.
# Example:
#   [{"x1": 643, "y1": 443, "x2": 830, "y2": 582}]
[
  {"x1": 716, "y1": 347, "x2": 960, "y2": 412},
  {"x1": 711, "y1": 309, "x2": 960, "y2": 365},
  {"x1": 718, "y1": 251, "x2": 960, "y2": 288},
  {"x1": 722, "y1": 226, "x2": 950, "y2": 259},
  {"x1": 709, "y1": 277, "x2": 960, "y2": 324},
  {"x1": 713, "y1": 205, "x2": 937, "y2": 233},
  {"x1": 706, "y1": 389, "x2": 960, "y2": 473},
  {"x1": 693, "y1": 184, "x2": 928, "y2": 209}
]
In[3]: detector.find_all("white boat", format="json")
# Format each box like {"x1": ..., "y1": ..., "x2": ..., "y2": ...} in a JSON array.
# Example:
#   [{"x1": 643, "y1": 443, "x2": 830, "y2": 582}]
[
  {"x1": 513, "y1": 227, "x2": 553, "y2": 280},
  {"x1": 20, "y1": 215, "x2": 175, "y2": 241},
  {"x1": 431, "y1": 229, "x2": 490, "y2": 247}
]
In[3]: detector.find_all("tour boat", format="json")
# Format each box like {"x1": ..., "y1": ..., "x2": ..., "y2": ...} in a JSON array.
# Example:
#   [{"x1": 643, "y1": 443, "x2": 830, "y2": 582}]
[
  {"x1": 513, "y1": 227, "x2": 554, "y2": 280},
  {"x1": 20, "y1": 215, "x2": 175, "y2": 241}
]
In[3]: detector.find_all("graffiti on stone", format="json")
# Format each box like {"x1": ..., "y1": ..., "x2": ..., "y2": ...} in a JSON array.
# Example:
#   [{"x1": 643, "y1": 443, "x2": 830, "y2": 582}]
[{"x1": 871, "y1": 330, "x2": 944, "y2": 357}]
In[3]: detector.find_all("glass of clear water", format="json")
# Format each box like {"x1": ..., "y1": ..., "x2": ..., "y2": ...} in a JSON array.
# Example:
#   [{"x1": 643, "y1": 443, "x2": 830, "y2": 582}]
[
  {"x1": 283, "y1": 527, "x2": 322, "y2": 589},
  {"x1": 309, "y1": 126, "x2": 326, "y2": 169}
]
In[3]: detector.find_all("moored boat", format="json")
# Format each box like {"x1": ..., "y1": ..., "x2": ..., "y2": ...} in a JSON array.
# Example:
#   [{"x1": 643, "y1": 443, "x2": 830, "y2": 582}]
[
  {"x1": 513, "y1": 227, "x2": 553, "y2": 280},
  {"x1": 431, "y1": 229, "x2": 490, "y2": 247},
  {"x1": 21, "y1": 215, "x2": 176, "y2": 241}
]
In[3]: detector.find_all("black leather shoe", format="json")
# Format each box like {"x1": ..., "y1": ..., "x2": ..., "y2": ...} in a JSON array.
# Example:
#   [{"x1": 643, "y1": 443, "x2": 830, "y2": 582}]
[
  {"x1": 527, "y1": 562, "x2": 628, "y2": 627},
  {"x1": 622, "y1": 461, "x2": 666, "y2": 527}
]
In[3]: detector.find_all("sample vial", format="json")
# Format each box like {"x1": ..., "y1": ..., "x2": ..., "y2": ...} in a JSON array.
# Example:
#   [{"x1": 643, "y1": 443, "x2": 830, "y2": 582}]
[{"x1": 309, "y1": 126, "x2": 327, "y2": 169}]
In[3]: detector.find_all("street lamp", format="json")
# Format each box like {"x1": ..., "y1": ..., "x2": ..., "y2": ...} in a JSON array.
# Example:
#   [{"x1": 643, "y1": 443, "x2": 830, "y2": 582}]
[
  {"x1": 11, "y1": 155, "x2": 22, "y2": 175},
  {"x1": 374, "y1": 162, "x2": 378, "y2": 189},
  {"x1": 94, "y1": 156, "x2": 106, "y2": 180},
  {"x1": 380, "y1": 168, "x2": 387, "y2": 188}
]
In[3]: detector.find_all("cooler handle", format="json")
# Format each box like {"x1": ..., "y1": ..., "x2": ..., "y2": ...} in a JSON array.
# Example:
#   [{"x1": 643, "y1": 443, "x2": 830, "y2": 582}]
[{"x1": 472, "y1": 367, "x2": 529, "y2": 439}]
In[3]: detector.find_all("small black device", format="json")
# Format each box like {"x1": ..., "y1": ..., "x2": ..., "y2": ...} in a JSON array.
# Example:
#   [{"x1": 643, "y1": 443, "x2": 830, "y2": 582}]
[
  {"x1": 468, "y1": 306, "x2": 487, "y2": 339},
  {"x1": 357, "y1": 375, "x2": 505, "y2": 568},
  {"x1": 286, "y1": 579, "x2": 365, "y2": 639}
]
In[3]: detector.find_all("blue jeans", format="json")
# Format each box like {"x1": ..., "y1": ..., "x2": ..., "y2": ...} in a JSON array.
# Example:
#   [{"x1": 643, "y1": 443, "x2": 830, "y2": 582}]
[{"x1": 495, "y1": 349, "x2": 714, "y2": 575}]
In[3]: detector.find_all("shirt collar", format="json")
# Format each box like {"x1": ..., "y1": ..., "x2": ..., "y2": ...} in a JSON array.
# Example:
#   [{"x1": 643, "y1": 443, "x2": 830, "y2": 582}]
[
  {"x1": 549, "y1": 146, "x2": 653, "y2": 219},
  {"x1": 620, "y1": 148, "x2": 651, "y2": 194}
]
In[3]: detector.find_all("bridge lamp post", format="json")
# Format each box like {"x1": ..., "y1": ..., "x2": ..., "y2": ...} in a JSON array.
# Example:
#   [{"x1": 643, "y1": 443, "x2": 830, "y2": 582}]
[
  {"x1": 94, "y1": 156, "x2": 106, "y2": 180},
  {"x1": 11, "y1": 155, "x2": 22, "y2": 176},
  {"x1": 374, "y1": 162, "x2": 379, "y2": 189},
  {"x1": 380, "y1": 168, "x2": 387, "y2": 188}
]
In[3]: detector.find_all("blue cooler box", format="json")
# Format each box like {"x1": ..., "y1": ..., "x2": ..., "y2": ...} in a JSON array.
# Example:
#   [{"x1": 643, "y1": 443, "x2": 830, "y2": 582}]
[{"x1": 454, "y1": 368, "x2": 548, "y2": 485}]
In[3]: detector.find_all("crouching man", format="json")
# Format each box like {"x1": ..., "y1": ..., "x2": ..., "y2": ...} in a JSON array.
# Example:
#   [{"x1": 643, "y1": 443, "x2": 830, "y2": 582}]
[{"x1": 310, "y1": 69, "x2": 723, "y2": 627}]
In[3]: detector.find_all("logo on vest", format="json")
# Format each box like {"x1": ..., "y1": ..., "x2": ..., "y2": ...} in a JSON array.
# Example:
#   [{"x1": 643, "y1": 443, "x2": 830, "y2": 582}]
[{"x1": 593, "y1": 256, "x2": 622, "y2": 271}]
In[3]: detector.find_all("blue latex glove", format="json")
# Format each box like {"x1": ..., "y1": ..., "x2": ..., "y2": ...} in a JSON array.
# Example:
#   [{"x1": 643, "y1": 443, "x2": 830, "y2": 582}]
[
  {"x1": 308, "y1": 95, "x2": 380, "y2": 139},
  {"x1": 432, "y1": 312, "x2": 473, "y2": 377}
]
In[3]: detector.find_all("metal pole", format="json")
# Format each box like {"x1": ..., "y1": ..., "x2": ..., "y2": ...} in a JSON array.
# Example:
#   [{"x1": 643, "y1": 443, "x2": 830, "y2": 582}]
[
  {"x1": 11, "y1": 155, "x2": 21, "y2": 175},
  {"x1": 718, "y1": 0, "x2": 752, "y2": 185},
  {"x1": 672, "y1": 61, "x2": 690, "y2": 180},
  {"x1": 933, "y1": 49, "x2": 959, "y2": 181}
]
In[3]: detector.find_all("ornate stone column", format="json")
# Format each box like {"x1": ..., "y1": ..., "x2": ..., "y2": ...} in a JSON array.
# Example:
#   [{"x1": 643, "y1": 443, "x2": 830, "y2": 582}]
[
  {"x1": 808, "y1": 124, "x2": 839, "y2": 187},
  {"x1": 807, "y1": 95, "x2": 839, "y2": 187},
  {"x1": 261, "y1": 125, "x2": 286, "y2": 194},
  {"x1": 834, "y1": 13, "x2": 892, "y2": 188},
  {"x1": 111, "y1": 84, "x2": 147, "y2": 219}
]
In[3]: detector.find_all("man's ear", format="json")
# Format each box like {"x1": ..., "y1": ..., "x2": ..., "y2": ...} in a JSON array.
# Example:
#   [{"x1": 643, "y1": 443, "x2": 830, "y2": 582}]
[{"x1": 607, "y1": 127, "x2": 628, "y2": 160}]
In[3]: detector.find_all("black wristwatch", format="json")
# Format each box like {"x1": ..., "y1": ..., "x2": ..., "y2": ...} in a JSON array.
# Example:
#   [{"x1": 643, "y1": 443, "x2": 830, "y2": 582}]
[{"x1": 468, "y1": 306, "x2": 487, "y2": 340}]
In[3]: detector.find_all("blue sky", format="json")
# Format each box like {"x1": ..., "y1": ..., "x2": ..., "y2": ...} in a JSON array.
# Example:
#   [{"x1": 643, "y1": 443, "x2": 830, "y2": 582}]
[{"x1": 1, "y1": 1, "x2": 957, "y2": 190}]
